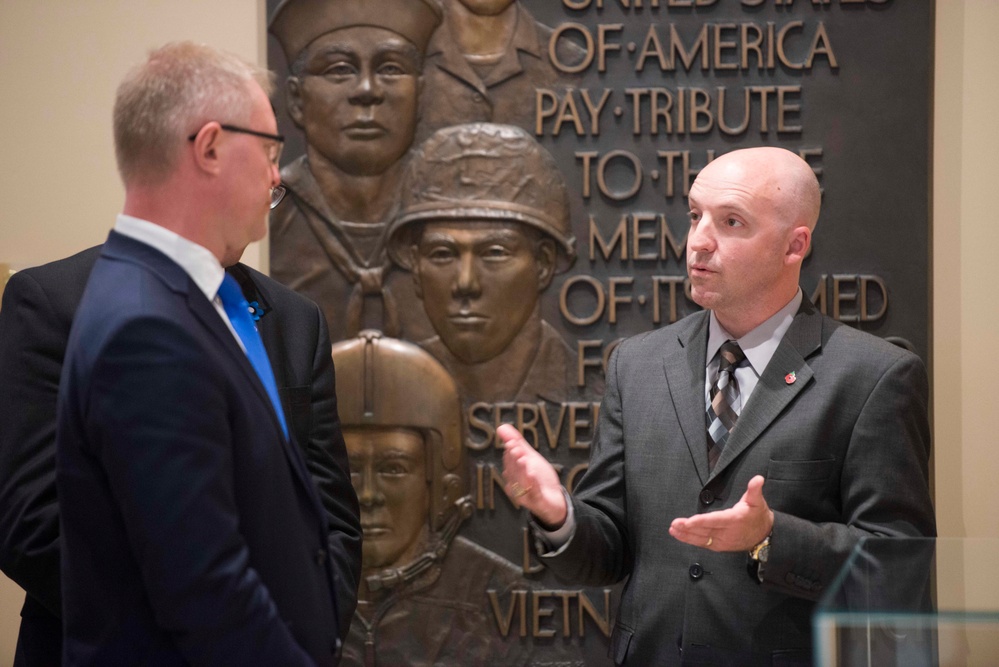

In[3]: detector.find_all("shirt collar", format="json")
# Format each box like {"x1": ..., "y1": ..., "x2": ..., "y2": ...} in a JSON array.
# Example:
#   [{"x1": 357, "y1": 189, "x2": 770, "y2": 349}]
[
  {"x1": 114, "y1": 214, "x2": 225, "y2": 302},
  {"x1": 706, "y1": 289, "x2": 803, "y2": 374}
]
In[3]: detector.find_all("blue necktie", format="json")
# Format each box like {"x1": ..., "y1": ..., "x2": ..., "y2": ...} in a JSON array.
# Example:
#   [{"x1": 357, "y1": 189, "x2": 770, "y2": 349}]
[{"x1": 216, "y1": 273, "x2": 289, "y2": 440}]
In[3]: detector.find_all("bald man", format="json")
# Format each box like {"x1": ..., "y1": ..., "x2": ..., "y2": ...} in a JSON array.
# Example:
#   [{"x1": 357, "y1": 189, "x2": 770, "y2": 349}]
[{"x1": 500, "y1": 147, "x2": 936, "y2": 665}]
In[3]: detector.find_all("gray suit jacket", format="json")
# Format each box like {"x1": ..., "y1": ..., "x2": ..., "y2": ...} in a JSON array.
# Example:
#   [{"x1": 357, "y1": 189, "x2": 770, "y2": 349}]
[{"x1": 541, "y1": 298, "x2": 935, "y2": 666}]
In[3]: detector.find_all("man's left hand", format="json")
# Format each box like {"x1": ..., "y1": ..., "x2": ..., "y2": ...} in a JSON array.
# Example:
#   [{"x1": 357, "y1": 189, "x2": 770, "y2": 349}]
[{"x1": 669, "y1": 475, "x2": 774, "y2": 552}]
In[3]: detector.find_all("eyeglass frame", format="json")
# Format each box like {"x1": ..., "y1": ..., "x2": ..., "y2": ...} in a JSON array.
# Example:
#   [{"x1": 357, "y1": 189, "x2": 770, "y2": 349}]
[
  {"x1": 187, "y1": 123, "x2": 285, "y2": 146},
  {"x1": 187, "y1": 123, "x2": 287, "y2": 209}
]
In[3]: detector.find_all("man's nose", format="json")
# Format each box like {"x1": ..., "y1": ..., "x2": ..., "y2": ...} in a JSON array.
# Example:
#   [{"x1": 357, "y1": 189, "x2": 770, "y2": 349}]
[
  {"x1": 350, "y1": 69, "x2": 384, "y2": 106},
  {"x1": 357, "y1": 467, "x2": 384, "y2": 508},
  {"x1": 452, "y1": 253, "x2": 481, "y2": 298},
  {"x1": 687, "y1": 217, "x2": 714, "y2": 254}
]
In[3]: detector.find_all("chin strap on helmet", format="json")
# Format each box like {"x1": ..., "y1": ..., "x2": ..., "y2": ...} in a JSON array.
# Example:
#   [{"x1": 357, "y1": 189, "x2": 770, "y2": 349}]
[{"x1": 366, "y1": 495, "x2": 474, "y2": 592}]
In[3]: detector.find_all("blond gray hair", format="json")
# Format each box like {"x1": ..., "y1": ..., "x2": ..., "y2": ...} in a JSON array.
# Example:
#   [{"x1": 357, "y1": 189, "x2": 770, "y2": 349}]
[{"x1": 113, "y1": 41, "x2": 274, "y2": 185}]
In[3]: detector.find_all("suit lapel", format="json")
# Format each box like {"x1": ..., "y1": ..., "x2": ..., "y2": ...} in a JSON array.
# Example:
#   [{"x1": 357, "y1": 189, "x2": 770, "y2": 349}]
[
  {"x1": 219, "y1": 266, "x2": 321, "y2": 501},
  {"x1": 104, "y1": 233, "x2": 321, "y2": 507},
  {"x1": 185, "y1": 284, "x2": 282, "y2": 432},
  {"x1": 709, "y1": 300, "x2": 823, "y2": 480},
  {"x1": 229, "y1": 264, "x2": 273, "y2": 327},
  {"x1": 227, "y1": 264, "x2": 283, "y2": 383},
  {"x1": 663, "y1": 312, "x2": 711, "y2": 486},
  {"x1": 104, "y1": 232, "x2": 276, "y2": 416}
]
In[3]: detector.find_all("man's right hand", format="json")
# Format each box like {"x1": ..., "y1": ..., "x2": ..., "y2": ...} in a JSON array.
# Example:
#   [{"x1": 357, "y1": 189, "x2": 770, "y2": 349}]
[{"x1": 498, "y1": 423, "x2": 567, "y2": 529}]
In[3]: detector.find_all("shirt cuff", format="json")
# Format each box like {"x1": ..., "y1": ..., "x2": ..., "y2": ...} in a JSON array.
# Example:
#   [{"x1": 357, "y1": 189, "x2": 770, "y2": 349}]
[{"x1": 529, "y1": 487, "x2": 576, "y2": 557}]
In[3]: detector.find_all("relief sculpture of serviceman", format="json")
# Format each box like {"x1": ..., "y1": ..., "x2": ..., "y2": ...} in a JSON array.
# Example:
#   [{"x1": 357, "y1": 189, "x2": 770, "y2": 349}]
[
  {"x1": 331, "y1": 332, "x2": 537, "y2": 666},
  {"x1": 387, "y1": 123, "x2": 577, "y2": 405},
  {"x1": 417, "y1": 0, "x2": 585, "y2": 141},
  {"x1": 268, "y1": 0, "x2": 441, "y2": 343}
]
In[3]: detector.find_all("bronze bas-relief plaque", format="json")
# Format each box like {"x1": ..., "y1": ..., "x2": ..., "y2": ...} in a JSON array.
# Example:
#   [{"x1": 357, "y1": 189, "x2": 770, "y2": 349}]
[{"x1": 267, "y1": 0, "x2": 932, "y2": 664}]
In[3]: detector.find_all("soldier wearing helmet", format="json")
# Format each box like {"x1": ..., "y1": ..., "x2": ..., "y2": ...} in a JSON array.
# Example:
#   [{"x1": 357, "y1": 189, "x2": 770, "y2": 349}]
[
  {"x1": 332, "y1": 331, "x2": 531, "y2": 665},
  {"x1": 267, "y1": 0, "x2": 441, "y2": 344},
  {"x1": 387, "y1": 122, "x2": 577, "y2": 404}
]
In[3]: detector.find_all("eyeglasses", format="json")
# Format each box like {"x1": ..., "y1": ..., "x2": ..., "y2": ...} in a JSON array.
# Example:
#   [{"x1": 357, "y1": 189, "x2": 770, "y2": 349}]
[
  {"x1": 187, "y1": 123, "x2": 285, "y2": 165},
  {"x1": 269, "y1": 184, "x2": 287, "y2": 209},
  {"x1": 188, "y1": 123, "x2": 287, "y2": 209}
]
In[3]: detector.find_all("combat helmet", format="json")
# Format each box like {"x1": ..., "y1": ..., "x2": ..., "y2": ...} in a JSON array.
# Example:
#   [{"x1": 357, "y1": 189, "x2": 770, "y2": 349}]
[
  {"x1": 387, "y1": 122, "x2": 577, "y2": 272},
  {"x1": 332, "y1": 331, "x2": 472, "y2": 590}
]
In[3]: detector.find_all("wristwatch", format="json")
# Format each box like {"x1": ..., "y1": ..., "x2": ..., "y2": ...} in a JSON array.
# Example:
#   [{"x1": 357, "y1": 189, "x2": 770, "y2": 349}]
[{"x1": 747, "y1": 533, "x2": 771, "y2": 583}]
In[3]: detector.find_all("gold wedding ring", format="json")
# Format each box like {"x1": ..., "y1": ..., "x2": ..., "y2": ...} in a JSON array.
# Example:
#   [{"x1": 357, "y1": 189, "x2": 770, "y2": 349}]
[{"x1": 511, "y1": 483, "x2": 531, "y2": 498}]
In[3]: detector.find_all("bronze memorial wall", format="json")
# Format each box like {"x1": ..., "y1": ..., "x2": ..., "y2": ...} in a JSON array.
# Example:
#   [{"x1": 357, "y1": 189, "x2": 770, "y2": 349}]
[{"x1": 265, "y1": 0, "x2": 932, "y2": 664}]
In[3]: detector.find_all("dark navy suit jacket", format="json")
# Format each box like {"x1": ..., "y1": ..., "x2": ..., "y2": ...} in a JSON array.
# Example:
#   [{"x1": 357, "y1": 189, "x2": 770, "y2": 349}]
[
  {"x1": 53, "y1": 231, "x2": 343, "y2": 665},
  {"x1": 0, "y1": 243, "x2": 361, "y2": 666}
]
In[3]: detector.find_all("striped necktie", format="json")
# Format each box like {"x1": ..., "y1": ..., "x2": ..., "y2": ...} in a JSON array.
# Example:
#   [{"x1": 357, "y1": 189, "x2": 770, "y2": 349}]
[
  {"x1": 217, "y1": 274, "x2": 289, "y2": 440},
  {"x1": 706, "y1": 340, "x2": 746, "y2": 471}
]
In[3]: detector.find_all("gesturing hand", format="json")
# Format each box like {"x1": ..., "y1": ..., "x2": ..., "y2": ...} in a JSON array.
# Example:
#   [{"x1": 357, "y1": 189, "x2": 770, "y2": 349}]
[
  {"x1": 668, "y1": 475, "x2": 774, "y2": 552},
  {"x1": 498, "y1": 423, "x2": 568, "y2": 529}
]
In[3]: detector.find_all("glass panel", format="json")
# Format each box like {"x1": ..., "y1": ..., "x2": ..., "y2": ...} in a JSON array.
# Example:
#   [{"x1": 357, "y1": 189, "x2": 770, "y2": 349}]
[{"x1": 814, "y1": 538, "x2": 999, "y2": 667}]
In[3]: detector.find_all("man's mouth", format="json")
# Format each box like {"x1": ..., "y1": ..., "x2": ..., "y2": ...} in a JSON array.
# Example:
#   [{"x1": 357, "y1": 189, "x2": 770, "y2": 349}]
[
  {"x1": 688, "y1": 262, "x2": 715, "y2": 276},
  {"x1": 362, "y1": 524, "x2": 390, "y2": 537},
  {"x1": 448, "y1": 312, "x2": 488, "y2": 329},
  {"x1": 344, "y1": 120, "x2": 386, "y2": 139}
]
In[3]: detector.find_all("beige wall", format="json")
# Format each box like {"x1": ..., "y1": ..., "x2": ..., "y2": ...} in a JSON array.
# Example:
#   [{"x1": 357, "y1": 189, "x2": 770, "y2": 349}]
[
  {"x1": 0, "y1": 0, "x2": 996, "y2": 663},
  {"x1": 0, "y1": 0, "x2": 268, "y2": 273},
  {"x1": 932, "y1": 0, "x2": 999, "y2": 541}
]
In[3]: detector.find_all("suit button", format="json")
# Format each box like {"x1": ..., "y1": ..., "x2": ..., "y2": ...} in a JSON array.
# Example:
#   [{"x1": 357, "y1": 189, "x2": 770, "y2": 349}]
[
  {"x1": 699, "y1": 489, "x2": 715, "y2": 505},
  {"x1": 315, "y1": 549, "x2": 327, "y2": 566},
  {"x1": 689, "y1": 563, "x2": 703, "y2": 580}
]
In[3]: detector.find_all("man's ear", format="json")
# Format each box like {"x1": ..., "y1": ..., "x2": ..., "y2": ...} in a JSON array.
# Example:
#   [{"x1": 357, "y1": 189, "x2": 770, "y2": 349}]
[
  {"x1": 536, "y1": 238, "x2": 557, "y2": 291},
  {"x1": 190, "y1": 122, "x2": 224, "y2": 175},
  {"x1": 286, "y1": 77, "x2": 305, "y2": 129},
  {"x1": 785, "y1": 226, "x2": 812, "y2": 265},
  {"x1": 409, "y1": 244, "x2": 424, "y2": 299}
]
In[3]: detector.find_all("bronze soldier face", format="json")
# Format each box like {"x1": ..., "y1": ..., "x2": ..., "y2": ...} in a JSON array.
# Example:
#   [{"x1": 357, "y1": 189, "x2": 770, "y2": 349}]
[
  {"x1": 288, "y1": 26, "x2": 421, "y2": 176},
  {"x1": 345, "y1": 426, "x2": 430, "y2": 570},
  {"x1": 411, "y1": 221, "x2": 555, "y2": 364}
]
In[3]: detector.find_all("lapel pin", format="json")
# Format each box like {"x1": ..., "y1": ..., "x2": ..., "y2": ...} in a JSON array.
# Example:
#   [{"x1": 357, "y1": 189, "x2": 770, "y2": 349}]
[
  {"x1": 247, "y1": 300, "x2": 267, "y2": 322},
  {"x1": 785, "y1": 371, "x2": 796, "y2": 385}
]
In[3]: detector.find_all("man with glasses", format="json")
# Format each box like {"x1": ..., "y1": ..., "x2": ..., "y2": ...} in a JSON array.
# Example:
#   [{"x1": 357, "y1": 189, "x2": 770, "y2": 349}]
[
  {"x1": 44, "y1": 42, "x2": 349, "y2": 664},
  {"x1": 0, "y1": 248, "x2": 362, "y2": 665}
]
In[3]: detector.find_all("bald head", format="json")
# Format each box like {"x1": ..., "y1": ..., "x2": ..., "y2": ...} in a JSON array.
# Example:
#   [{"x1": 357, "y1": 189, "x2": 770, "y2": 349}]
[
  {"x1": 696, "y1": 147, "x2": 821, "y2": 233},
  {"x1": 686, "y1": 147, "x2": 819, "y2": 337}
]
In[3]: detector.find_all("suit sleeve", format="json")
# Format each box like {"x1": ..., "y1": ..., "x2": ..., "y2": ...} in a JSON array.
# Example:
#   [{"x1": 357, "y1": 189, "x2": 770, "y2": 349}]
[
  {"x1": 762, "y1": 350, "x2": 936, "y2": 600},
  {"x1": 81, "y1": 317, "x2": 314, "y2": 665},
  {"x1": 300, "y1": 303, "x2": 362, "y2": 640},
  {"x1": 539, "y1": 343, "x2": 634, "y2": 586},
  {"x1": 0, "y1": 272, "x2": 65, "y2": 615}
]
